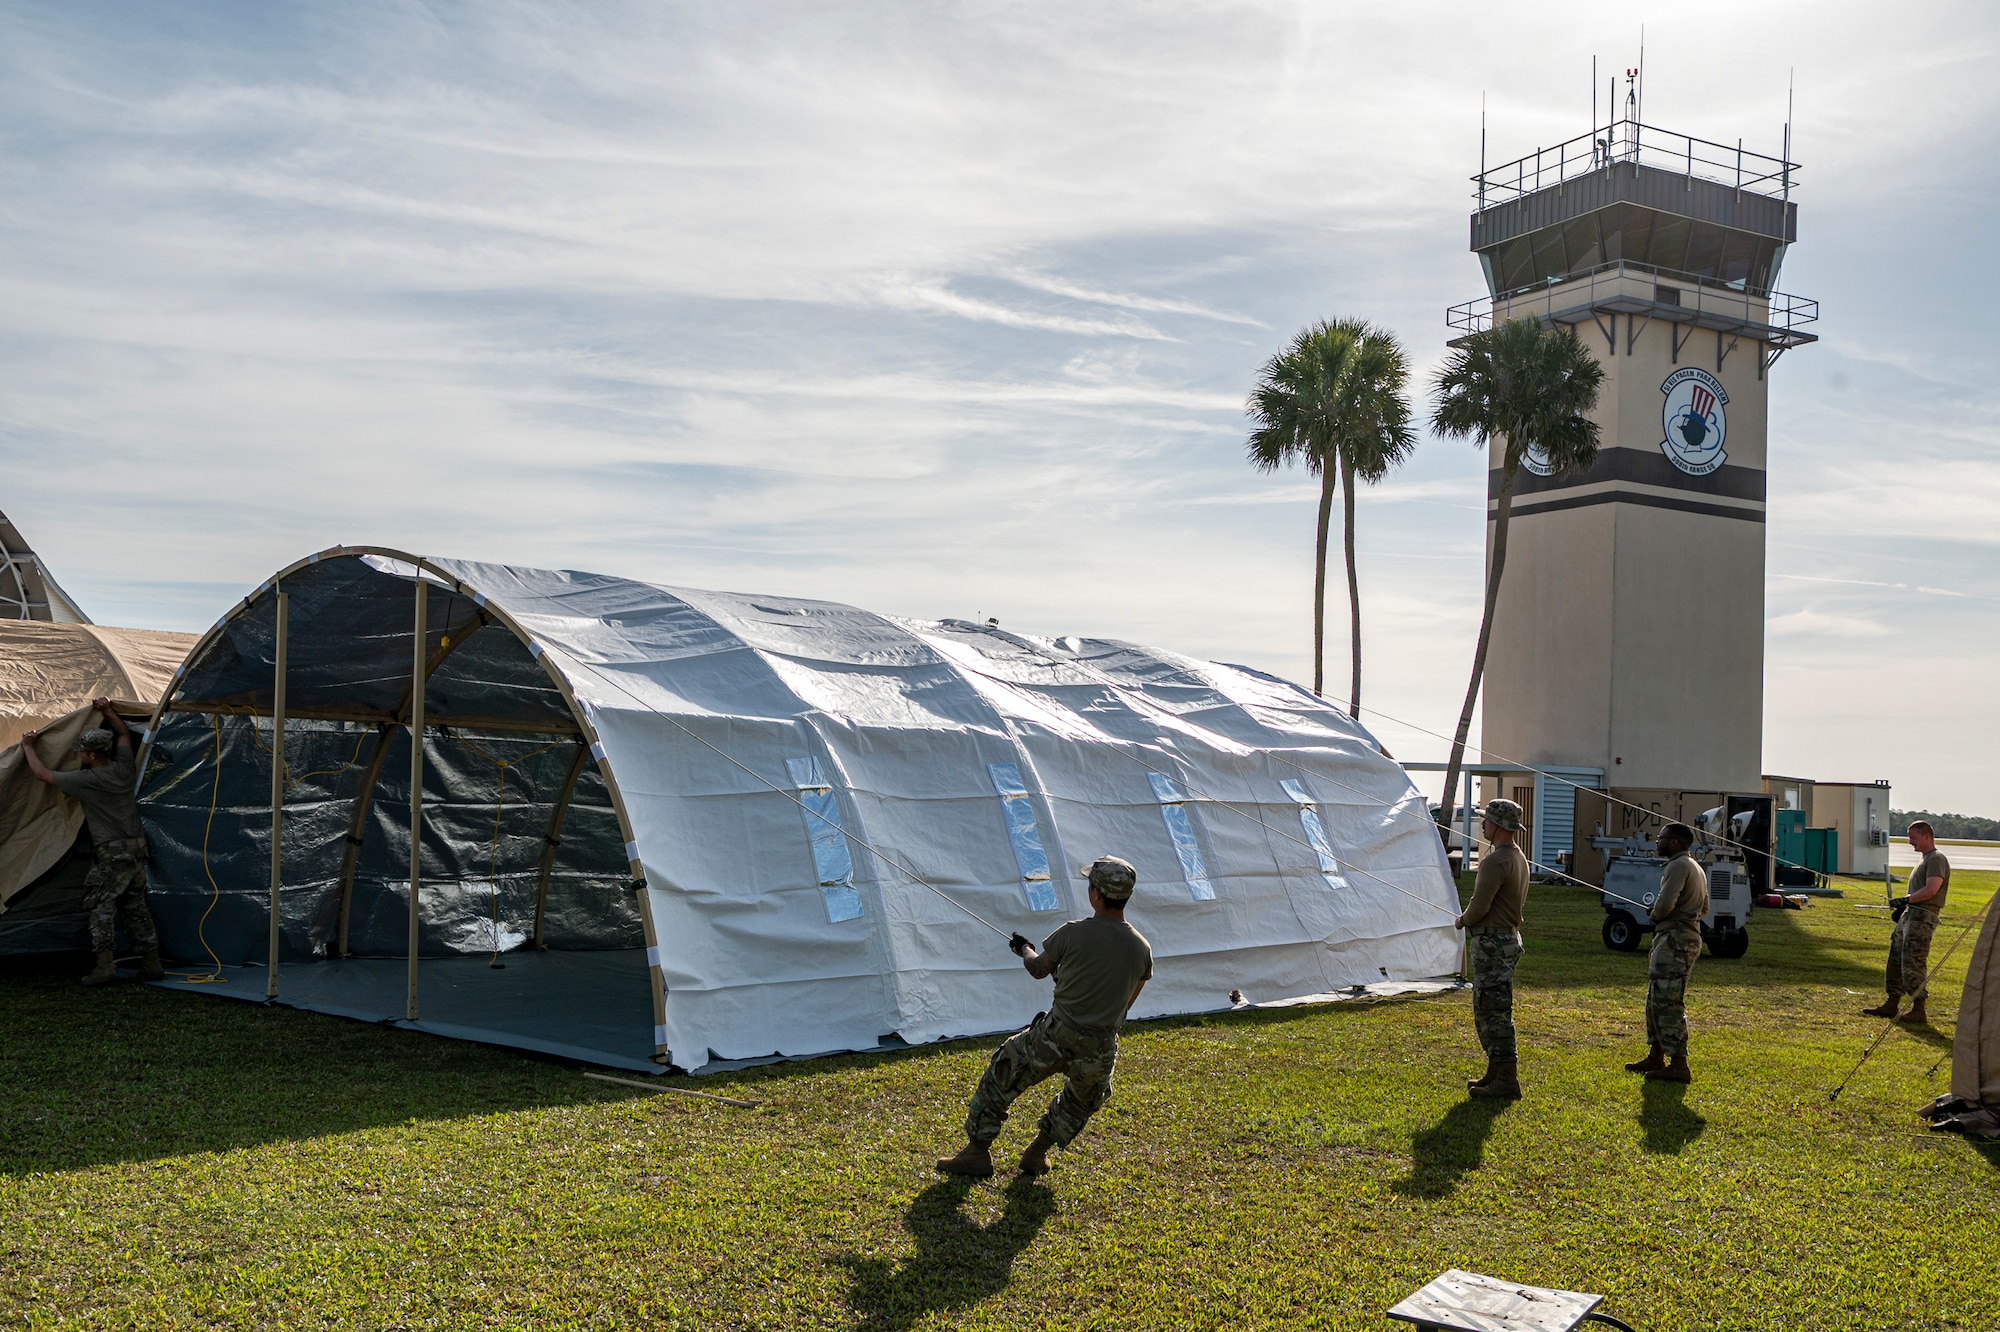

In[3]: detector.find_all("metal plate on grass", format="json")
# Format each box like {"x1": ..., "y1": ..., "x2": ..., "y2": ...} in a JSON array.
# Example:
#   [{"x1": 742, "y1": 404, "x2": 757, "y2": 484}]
[{"x1": 1386, "y1": 1269, "x2": 1602, "y2": 1332}]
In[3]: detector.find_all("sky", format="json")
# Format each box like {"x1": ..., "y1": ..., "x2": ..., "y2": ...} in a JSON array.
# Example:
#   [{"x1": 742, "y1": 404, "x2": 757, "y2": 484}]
[{"x1": 3, "y1": 1, "x2": 1996, "y2": 814}]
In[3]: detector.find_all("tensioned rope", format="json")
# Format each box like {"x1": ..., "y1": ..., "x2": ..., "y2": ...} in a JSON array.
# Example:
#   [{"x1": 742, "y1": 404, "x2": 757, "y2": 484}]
[
  {"x1": 571, "y1": 667, "x2": 1012, "y2": 939},
  {"x1": 573, "y1": 646, "x2": 1489, "y2": 937},
  {"x1": 1356, "y1": 701, "x2": 1846, "y2": 882},
  {"x1": 1826, "y1": 890, "x2": 1995, "y2": 1104},
  {"x1": 969, "y1": 630, "x2": 1661, "y2": 920}
]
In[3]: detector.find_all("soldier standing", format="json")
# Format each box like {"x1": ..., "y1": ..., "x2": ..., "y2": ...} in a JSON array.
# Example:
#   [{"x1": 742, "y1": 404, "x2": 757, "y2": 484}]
[
  {"x1": 19, "y1": 698, "x2": 165, "y2": 986},
  {"x1": 1624, "y1": 821, "x2": 1707, "y2": 1083},
  {"x1": 936, "y1": 855, "x2": 1154, "y2": 1179},
  {"x1": 1456, "y1": 798, "x2": 1529, "y2": 1100},
  {"x1": 1864, "y1": 819, "x2": 1951, "y2": 1025}
]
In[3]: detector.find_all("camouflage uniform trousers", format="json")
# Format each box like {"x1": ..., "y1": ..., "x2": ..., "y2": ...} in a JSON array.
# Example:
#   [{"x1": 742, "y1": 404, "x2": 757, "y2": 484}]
[
  {"x1": 963, "y1": 1009, "x2": 1117, "y2": 1149},
  {"x1": 83, "y1": 836, "x2": 159, "y2": 956},
  {"x1": 1645, "y1": 922, "x2": 1704, "y2": 1058},
  {"x1": 1886, "y1": 904, "x2": 1941, "y2": 999},
  {"x1": 1466, "y1": 928, "x2": 1524, "y2": 1060}
]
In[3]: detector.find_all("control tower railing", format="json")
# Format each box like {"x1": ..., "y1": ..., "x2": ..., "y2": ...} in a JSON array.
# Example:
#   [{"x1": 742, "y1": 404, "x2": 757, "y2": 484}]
[
  {"x1": 1447, "y1": 258, "x2": 1819, "y2": 349},
  {"x1": 1476, "y1": 119, "x2": 1797, "y2": 209}
]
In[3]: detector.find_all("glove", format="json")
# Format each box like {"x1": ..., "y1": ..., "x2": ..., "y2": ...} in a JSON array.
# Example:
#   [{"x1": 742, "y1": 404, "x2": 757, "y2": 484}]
[
  {"x1": 1890, "y1": 895, "x2": 1909, "y2": 922},
  {"x1": 1008, "y1": 932, "x2": 1032, "y2": 956}
]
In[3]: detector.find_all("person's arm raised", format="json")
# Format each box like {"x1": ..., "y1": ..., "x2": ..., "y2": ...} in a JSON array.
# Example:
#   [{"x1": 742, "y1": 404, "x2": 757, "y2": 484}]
[
  {"x1": 17, "y1": 730, "x2": 57, "y2": 785},
  {"x1": 92, "y1": 698, "x2": 134, "y2": 757}
]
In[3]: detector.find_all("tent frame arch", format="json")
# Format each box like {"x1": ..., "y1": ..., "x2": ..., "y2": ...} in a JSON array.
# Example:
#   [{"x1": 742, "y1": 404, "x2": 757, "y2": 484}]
[{"x1": 136, "y1": 545, "x2": 669, "y2": 1061}]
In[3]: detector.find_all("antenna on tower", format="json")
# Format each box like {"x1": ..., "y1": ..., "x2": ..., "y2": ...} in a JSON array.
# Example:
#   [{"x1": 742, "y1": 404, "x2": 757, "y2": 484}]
[
  {"x1": 1479, "y1": 91, "x2": 1487, "y2": 211},
  {"x1": 1783, "y1": 67, "x2": 1795, "y2": 202},
  {"x1": 1638, "y1": 24, "x2": 1646, "y2": 125}
]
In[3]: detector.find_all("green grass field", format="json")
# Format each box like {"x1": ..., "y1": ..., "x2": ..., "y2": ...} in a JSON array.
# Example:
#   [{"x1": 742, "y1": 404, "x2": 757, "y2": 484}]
[{"x1": 3, "y1": 872, "x2": 1996, "y2": 1330}]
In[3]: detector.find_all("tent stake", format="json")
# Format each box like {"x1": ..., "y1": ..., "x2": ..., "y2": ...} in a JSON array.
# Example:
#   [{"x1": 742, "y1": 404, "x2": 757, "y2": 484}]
[
  {"x1": 266, "y1": 589, "x2": 289, "y2": 999},
  {"x1": 407, "y1": 580, "x2": 426, "y2": 1021}
]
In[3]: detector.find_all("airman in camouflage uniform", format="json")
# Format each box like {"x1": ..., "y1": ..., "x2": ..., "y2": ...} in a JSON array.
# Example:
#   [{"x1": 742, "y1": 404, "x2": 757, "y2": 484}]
[
  {"x1": 1625, "y1": 822, "x2": 1707, "y2": 1083},
  {"x1": 938, "y1": 855, "x2": 1154, "y2": 1179},
  {"x1": 20, "y1": 699, "x2": 164, "y2": 986},
  {"x1": 1457, "y1": 799, "x2": 1529, "y2": 1100},
  {"x1": 1865, "y1": 820, "x2": 1951, "y2": 1025}
]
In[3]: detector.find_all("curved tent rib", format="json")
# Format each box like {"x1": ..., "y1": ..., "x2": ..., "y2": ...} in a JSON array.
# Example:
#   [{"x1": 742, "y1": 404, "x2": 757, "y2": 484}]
[{"x1": 138, "y1": 547, "x2": 1459, "y2": 1073}]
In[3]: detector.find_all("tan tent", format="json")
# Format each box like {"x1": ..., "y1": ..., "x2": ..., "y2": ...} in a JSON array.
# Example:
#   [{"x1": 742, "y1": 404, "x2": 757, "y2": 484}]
[
  {"x1": 0, "y1": 622, "x2": 197, "y2": 943},
  {"x1": 0, "y1": 621, "x2": 196, "y2": 752},
  {"x1": 1950, "y1": 896, "x2": 2000, "y2": 1112}
]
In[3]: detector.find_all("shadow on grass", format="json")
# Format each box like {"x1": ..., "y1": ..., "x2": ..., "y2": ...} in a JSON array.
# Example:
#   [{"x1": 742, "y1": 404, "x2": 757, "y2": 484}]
[
  {"x1": 1639, "y1": 1078, "x2": 1706, "y2": 1154},
  {"x1": 0, "y1": 968, "x2": 653, "y2": 1177},
  {"x1": 836, "y1": 1175, "x2": 1056, "y2": 1332},
  {"x1": 1888, "y1": 1019, "x2": 1954, "y2": 1051},
  {"x1": 1392, "y1": 1096, "x2": 1510, "y2": 1199}
]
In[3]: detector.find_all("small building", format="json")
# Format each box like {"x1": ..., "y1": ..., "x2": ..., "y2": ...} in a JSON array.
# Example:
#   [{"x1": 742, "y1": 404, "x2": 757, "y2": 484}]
[{"x1": 1805, "y1": 780, "x2": 1894, "y2": 878}]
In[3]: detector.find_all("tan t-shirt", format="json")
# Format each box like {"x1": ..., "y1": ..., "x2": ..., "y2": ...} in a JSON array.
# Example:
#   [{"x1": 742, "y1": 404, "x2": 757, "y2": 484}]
[
  {"x1": 1462, "y1": 842, "x2": 1528, "y2": 933},
  {"x1": 50, "y1": 757, "x2": 145, "y2": 844},
  {"x1": 1651, "y1": 855, "x2": 1710, "y2": 927},
  {"x1": 1909, "y1": 849, "x2": 1951, "y2": 913},
  {"x1": 1038, "y1": 916, "x2": 1154, "y2": 1035}
]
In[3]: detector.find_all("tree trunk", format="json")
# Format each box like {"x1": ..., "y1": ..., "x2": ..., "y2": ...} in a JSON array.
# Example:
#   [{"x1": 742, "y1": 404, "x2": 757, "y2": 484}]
[
  {"x1": 1312, "y1": 462, "x2": 1336, "y2": 696},
  {"x1": 1438, "y1": 456, "x2": 1520, "y2": 847},
  {"x1": 1342, "y1": 452, "x2": 1361, "y2": 719}
]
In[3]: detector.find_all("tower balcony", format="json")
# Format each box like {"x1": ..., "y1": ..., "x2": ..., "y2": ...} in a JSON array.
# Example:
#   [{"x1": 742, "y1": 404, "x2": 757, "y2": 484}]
[{"x1": 1448, "y1": 258, "x2": 1818, "y2": 374}]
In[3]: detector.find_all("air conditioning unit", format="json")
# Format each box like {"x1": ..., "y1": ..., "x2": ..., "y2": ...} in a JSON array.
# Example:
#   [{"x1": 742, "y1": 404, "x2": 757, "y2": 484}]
[{"x1": 1868, "y1": 829, "x2": 1889, "y2": 848}]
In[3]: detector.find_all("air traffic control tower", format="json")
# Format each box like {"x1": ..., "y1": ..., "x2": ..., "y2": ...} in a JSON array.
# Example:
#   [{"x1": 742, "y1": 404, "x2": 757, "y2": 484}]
[{"x1": 1451, "y1": 118, "x2": 1816, "y2": 799}]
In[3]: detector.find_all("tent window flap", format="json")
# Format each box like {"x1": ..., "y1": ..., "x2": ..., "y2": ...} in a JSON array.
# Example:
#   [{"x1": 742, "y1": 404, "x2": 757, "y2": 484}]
[
  {"x1": 1282, "y1": 777, "x2": 1349, "y2": 889},
  {"x1": 988, "y1": 762, "x2": 1057, "y2": 911},
  {"x1": 1147, "y1": 771, "x2": 1216, "y2": 901},
  {"x1": 786, "y1": 756, "x2": 863, "y2": 923}
]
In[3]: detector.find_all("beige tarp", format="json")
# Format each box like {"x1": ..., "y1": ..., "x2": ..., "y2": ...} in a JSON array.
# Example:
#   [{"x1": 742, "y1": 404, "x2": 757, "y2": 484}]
[
  {"x1": 0, "y1": 621, "x2": 196, "y2": 752},
  {"x1": 1951, "y1": 895, "x2": 2000, "y2": 1108},
  {"x1": 0, "y1": 622, "x2": 196, "y2": 909}
]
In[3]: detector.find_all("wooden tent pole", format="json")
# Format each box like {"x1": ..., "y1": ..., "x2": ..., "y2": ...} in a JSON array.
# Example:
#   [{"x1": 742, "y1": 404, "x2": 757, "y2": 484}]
[
  {"x1": 266, "y1": 589, "x2": 289, "y2": 999},
  {"x1": 532, "y1": 741, "x2": 591, "y2": 949},
  {"x1": 406, "y1": 580, "x2": 426, "y2": 1021},
  {"x1": 333, "y1": 724, "x2": 395, "y2": 958}
]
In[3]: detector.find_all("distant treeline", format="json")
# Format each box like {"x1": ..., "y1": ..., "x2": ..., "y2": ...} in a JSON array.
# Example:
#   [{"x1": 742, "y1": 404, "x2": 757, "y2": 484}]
[{"x1": 1892, "y1": 810, "x2": 2000, "y2": 840}]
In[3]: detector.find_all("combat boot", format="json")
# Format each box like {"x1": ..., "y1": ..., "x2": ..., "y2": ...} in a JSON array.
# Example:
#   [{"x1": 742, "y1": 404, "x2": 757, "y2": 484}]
[
  {"x1": 1470, "y1": 1058, "x2": 1520, "y2": 1099},
  {"x1": 1018, "y1": 1128, "x2": 1056, "y2": 1177},
  {"x1": 1624, "y1": 1045, "x2": 1666, "y2": 1074},
  {"x1": 1646, "y1": 1055, "x2": 1692, "y2": 1084},
  {"x1": 1898, "y1": 997, "x2": 1929, "y2": 1025},
  {"x1": 1861, "y1": 996, "x2": 1900, "y2": 1018},
  {"x1": 935, "y1": 1140, "x2": 995, "y2": 1178},
  {"x1": 1467, "y1": 1056, "x2": 1497, "y2": 1092},
  {"x1": 139, "y1": 949, "x2": 166, "y2": 983},
  {"x1": 80, "y1": 951, "x2": 119, "y2": 987}
]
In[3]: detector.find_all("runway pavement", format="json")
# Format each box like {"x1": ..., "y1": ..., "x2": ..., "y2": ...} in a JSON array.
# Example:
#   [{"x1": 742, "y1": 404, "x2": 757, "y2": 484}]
[{"x1": 1890, "y1": 839, "x2": 2000, "y2": 870}]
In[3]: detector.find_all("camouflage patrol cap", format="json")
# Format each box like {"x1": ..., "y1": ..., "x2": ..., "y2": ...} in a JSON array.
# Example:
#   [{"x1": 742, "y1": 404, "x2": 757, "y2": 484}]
[
  {"x1": 75, "y1": 730, "x2": 117, "y2": 755},
  {"x1": 1483, "y1": 798, "x2": 1524, "y2": 833},
  {"x1": 1081, "y1": 855, "x2": 1138, "y2": 901}
]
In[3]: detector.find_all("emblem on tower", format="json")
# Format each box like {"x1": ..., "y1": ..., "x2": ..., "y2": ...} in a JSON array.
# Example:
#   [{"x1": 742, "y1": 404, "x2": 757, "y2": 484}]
[{"x1": 1658, "y1": 367, "x2": 1729, "y2": 475}]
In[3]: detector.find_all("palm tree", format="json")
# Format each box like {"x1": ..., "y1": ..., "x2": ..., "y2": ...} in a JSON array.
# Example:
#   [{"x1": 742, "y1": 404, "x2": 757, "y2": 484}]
[
  {"x1": 1246, "y1": 320, "x2": 1415, "y2": 714},
  {"x1": 1429, "y1": 317, "x2": 1605, "y2": 839}
]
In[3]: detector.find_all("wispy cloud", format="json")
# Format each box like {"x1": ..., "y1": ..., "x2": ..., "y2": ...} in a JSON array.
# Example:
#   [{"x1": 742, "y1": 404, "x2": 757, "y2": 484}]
[{"x1": 2, "y1": 0, "x2": 1997, "y2": 810}]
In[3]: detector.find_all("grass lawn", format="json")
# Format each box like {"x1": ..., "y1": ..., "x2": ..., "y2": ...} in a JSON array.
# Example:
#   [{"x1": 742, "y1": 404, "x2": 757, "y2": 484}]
[{"x1": 3, "y1": 872, "x2": 1997, "y2": 1331}]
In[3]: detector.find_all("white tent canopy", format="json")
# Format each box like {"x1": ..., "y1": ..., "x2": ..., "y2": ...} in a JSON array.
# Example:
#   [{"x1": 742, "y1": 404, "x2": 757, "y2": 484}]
[{"x1": 142, "y1": 548, "x2": 1457, "y2": 1072}]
